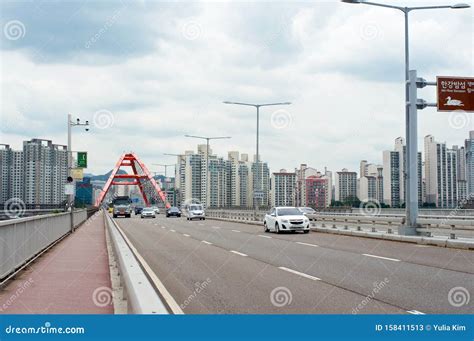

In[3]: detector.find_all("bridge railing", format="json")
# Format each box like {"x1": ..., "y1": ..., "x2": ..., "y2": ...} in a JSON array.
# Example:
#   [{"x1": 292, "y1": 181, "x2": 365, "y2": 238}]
[
  {"x1": 205, "y1": 209, "x2": 473, "y2": 239},
  {"x1": 0, "y1": 209, "x2": 88, "y2": 283}
]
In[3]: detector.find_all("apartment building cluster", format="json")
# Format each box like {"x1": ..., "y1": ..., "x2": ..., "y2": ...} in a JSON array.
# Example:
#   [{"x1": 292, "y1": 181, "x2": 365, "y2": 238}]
[
  {"x1": 362, "y1": 131, "x2": 474, "y2": 209},
  {"x1": 173, "y1": 144, "x2": 270, "y2": 208},
  {"x1": 0, "y1": 139, "x2": 68, "y2": 208},
  {"x1": 269, "y1": 131, "x2": 474, "y2": 209}
]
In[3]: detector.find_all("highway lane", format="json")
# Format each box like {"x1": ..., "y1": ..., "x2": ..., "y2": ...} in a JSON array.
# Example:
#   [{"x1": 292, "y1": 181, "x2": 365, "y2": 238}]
[{"x1": 114, "y1": 214, "x2": 473, "y2": 314}]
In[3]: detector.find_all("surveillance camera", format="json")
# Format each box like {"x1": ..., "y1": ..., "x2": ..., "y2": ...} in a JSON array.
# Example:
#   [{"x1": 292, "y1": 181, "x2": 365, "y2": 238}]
[
  {"x1": 77, "y1": 118, "x2": 80, "y2": 123},
  {"x1": 85, "y1": 128, "x2": 89, "y2": 132},
  {"x1": 85, "y1": 120, "x2": 89, "y2": 125}
]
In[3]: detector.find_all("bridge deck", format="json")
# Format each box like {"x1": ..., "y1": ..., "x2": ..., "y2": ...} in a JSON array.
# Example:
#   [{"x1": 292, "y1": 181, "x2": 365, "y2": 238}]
[{"x1": 0, "y1": 211, "x2": 113, "y2": 314}]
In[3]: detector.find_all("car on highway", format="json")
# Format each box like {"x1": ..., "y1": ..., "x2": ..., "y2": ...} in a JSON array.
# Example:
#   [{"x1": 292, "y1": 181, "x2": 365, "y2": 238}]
[
  {"x1": 166, "y1": 207, "x2": 181, "y2": 218},
  {"x1": 141, "y1": 207, "x2": 156, "y2": 219},
  {"x1": 183, "y1": 203, "x2": 205, "y2": 221},
  {"x1": 264, "y1": 207, "x2": 310, "y2": 234},
  {"x1": 151, "y1": 206, "x2": 160, "y2": 214},
  {"x1": 298, "y1": 207, "x2": 316, "y2": 215},
  {"x1": 134, "y1": 206, "x2": 143, "y2": 215}
]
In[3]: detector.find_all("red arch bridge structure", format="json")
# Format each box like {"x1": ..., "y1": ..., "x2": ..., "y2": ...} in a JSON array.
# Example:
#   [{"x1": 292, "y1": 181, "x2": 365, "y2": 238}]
[{"x1": 94, "y1": 152, "x2": 170, "y2": 209}]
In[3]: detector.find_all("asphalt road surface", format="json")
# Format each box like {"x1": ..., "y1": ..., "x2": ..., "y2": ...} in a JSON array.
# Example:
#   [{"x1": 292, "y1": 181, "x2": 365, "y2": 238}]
[{"x1": 113, "y1": 214, "x2": 473, "y2": 314}]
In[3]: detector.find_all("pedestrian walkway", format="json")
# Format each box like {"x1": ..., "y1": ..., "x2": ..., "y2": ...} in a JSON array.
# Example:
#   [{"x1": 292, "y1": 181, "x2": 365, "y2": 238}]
[{"x1": 0, "y1": 211, "x2": 113, "y2": 314}]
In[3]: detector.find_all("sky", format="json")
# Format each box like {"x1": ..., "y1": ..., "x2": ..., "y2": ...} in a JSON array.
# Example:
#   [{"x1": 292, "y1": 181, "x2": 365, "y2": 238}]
[{"x1": 0, "y1": 0, "x2": 473, "y2": 175}]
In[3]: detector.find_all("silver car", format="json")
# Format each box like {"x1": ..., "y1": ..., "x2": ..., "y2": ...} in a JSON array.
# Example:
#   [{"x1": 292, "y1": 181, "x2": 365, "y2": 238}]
[{"x1": 141, "y1": 207, "x2": 156, "y2": 219}]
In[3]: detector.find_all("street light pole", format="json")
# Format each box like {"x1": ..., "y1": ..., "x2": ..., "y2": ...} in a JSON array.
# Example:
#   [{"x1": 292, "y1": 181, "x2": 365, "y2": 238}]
[
  {"x1": 67, "y1": 114, "x2": 89, "y2": 210},
  {"x1": 223, "y1": 101, "x2": 291, "y2": 216},
  {"x1": 184, "y1": 135, "x2": 232, "y2": 208},
  {"x1": 342, "y1": 0, "x2": 470, "y2": 234}
]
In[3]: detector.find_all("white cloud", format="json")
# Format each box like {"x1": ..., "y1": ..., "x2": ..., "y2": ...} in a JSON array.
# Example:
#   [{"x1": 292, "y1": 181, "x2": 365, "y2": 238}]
[{"x1": 1, "y1": 0, "x2": 472, "y2": 175}]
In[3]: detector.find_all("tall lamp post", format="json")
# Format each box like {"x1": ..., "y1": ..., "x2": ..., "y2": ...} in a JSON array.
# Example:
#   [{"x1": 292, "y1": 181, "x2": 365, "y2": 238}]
[
  {"x1": 184, "y1": 135, "x2": 232, "y2": 208},
  {"x1": 67, "y1": 114, "x2": 89, "y2": 209},
  {"x1": 223, "y1": 101, "x2": 291, "y2": 216},
  {"x1": 342, "y1": 0, "x2": 470, "y2": 234}
]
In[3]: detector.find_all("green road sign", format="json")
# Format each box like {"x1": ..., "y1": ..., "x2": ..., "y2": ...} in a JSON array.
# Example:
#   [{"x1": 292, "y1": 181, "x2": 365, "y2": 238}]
[{"x1": 77, "y1": 152, "x2": 87, "y2": 168}]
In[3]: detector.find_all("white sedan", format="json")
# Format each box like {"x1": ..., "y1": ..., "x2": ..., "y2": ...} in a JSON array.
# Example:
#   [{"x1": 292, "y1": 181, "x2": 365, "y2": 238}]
[{"x1": 264, "y1": 207, "x2": 310, "y2": 234}]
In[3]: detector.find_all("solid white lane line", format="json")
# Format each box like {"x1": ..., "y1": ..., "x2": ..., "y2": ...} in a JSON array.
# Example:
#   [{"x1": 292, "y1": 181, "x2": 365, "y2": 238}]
[
  {"x1": 183, "y1": 234, "x2": 190, "y2": 237},
  {"x1": 278, "y1": 267, "x2": 321, "y2": 281},
  {"x1": 296, "y1": 241, "x2": 319, "y2": 248},
  {"x1": 201, "y1": 240, "x2": 212, "y2": 245},
  {"x1": 230, "y1": 250, "x2": 248, "y2": 257},
  {"x1": 258, "y1": 235, "x2": 272, "y2": 239},
  {"x1": 231, "y1": 230, "x2": 241, "y2": 233},
  {"x1": 170, "y1": 229, "x2": 176, "y2": 233},
  {"x1": 407, "y1": 310, "x2": 425, "y2": 315},
  {"x1": 363, "y1": 254, "x2": 400, "y2": 262}
]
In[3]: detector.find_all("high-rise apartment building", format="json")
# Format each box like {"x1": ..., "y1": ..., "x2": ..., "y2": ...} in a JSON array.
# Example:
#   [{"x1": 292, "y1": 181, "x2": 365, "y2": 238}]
[
  {"x1": 295, "y1": 164, "x2": 332, "y2": 208},
  {"x1": 424, "y1": 135, "x2": 459, "y2": 208},
  {"x1": 358, "y1": 161, "x2": 383, "y2": 203},
  {"x1": 271, "y1": 170, "x2": 296, "y2": 207},
  {"x1": 335, "y1": 169, "x2": 357, "y2": 203},
  {"x1": 382, "y1": 137, "x2": 422, "y2": 207},
  {"x1": 466, "y1": 131, "x2": 474, "y2": 197},
  {"x1": 0, "y1": 139, "x2": 68, "y2": 207}
]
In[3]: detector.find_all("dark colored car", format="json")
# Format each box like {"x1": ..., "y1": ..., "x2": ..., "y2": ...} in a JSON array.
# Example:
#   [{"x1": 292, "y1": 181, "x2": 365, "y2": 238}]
[
  {"x1": 134, "y1": 206, "x2": 143, "y2": 215},
  {"x1": 166, "y1": 207, "x2": 181, "y2": 218}
]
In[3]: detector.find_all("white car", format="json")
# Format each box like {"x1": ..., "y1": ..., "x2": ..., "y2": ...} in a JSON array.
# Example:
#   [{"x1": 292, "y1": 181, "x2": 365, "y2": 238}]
[
  {"x1": 150, "y1": 206, "x2": 160, "y2": 214},
  {"x1": 184, "y1": 204, "x2": 205, "y2": 221},
  {"x1": 264, "y1": 207, "x2": 310, "y2": 234},
  {"x1": 141, "y1": 207, "x2": 156, "y2": 219}
]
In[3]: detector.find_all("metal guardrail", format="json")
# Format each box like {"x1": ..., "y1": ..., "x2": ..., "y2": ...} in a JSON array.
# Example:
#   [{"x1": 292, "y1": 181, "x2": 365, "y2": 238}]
[
  {"x1": 104, "y1": 211, "x2": 169, "y2": 314},
  {"x1": 0, "y1": 209, "x2": 88, "y2": 283},
  {"x1": 205, "y1": 209, "x2": 473, "y2": 239}
]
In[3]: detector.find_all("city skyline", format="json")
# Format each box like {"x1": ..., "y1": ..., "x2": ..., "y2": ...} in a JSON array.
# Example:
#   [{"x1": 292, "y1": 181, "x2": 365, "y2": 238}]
[{"x1": 1, "y1": 1, "x2": 472, "y2": 175}]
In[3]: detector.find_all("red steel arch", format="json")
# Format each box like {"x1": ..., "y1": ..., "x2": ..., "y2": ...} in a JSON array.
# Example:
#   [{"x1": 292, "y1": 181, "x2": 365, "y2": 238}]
[{"x1": 94, "y1": 152, "x2": 170, "y2": 208}]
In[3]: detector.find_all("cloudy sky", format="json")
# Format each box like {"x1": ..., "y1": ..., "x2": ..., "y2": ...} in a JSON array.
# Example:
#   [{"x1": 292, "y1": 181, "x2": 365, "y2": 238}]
[{"x1": 1, "y1": 0, "x2": 472, "y2": 175}]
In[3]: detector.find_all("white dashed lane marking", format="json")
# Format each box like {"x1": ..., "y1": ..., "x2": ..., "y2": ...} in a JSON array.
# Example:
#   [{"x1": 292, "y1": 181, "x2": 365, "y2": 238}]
[
  {"x1": 201, "y1": 240, "x2": 212, "y2": 245},
  {"x1": 362, "y1": 254, "x2": 400, "y2": 262},
  {"x1": 278, "y1": 267, "x2": 321, "y2": 281},
  {"x1": 258, "y1": 235, "x2": 272, "y2": 239},
  {"x1": 230, "y1": 250, "x2": 248, "y2": 257},
  {"x1": 295, "y1": 242, "x2": 319, "y2": 248}
]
